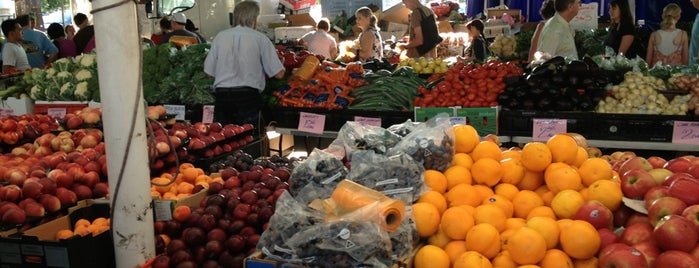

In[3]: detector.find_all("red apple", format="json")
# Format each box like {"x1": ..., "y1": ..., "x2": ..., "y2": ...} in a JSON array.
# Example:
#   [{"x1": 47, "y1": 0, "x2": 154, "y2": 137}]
[
  {"x1": 621, "y1": 222, "x2": 654, "y2": 246},
  {"x1": 655, "y1": 250, "x2": 699, "y2": 268},
  {"x1": 22, "y1": 180, "x2": 44, "y2": 200},
  {"x1": 648, "y1": 156, "x2": 668, "y2": 169},
  {"x1": 574, "y1": 200, "x2": 614, "y2": 229},
  {"x1": 0, "y1": 185, "x2": 22, "y2": 202},
  {"x1": 666, "y1": 157, "x2": 694, "y2": 173},
  {"x1": 40, "y1": 194, "x2": 61, "y2": 213},
  {"x1": 648, "y1": 196, "x2": 688, "y2": 227},
  {"x1": 619, "y1": 157, "x2": 654, "y2": 177},
  {"x1": 644, "y1": 186, "x2": 670, "y2": 209},
  {"x1": 653, "y1": 215, "x2": 698, "y2": 252},
  {"x1": 587, "y1": 147, "x2": 602, "y2": 158},
  {"x1": 670, "y1": 178, "x2": 699, "y2": 206},
  {"x1": 663, "y1": 172, "x2": 697, "y2": 187},
  {"x1": 632, "y1": 241, "x2": 660, "y2": 266},
  {"x1": 684, "y1": 205, "x2": 699, "y2": 234},
  {"x1": 621, "y1": 169, "x2": 657, "y2": 199},
  {"x1": 598, "y1": 227, "x2": 621, "y2": 252},
  {"x1": 599, "y1": 243, "x2": 649, "y2": 268}
]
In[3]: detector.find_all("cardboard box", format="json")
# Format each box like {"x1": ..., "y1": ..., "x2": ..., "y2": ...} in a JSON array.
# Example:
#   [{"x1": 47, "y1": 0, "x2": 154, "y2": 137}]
[
  {"x1": 279, "y1": 0, "x2": 316, "y2": 10},
  {"x1": 0, "y1": 97, "x2": 34, "y2": 116},
  {"x1": 0, "y1": 199, "x2": 114, "y2": 268},
  {"x1": 285, "y1": 13, "x2": 317, "y2": 27},
  {"x1": 152, "y1": 189, "x2": 207, "y2": 222},
  {"x1": 268, "y1": 133, "x2": 294, "y2": 156},
  {"x1": 274, "y1": 26, "x2": 315, "y2": 42},
  {"x1": 437, "y1": 20, "x2": 453, "y2": 33},
  {"x1": 381, "y1": 3, "x2": 411, "y2": 24}
]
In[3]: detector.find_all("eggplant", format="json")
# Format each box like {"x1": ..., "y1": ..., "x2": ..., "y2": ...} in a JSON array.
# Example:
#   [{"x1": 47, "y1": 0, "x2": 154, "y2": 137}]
[
  {"x1": 567, "y1": 60, "x2": 589, "y2": 73},
  {"x1": 568, "y1": 76, "x2": 580, "y2": 87},
  {"x1": 504, "y1": 75, "x2": 523, "y2": 86},
  {"x1": 582, "y1": 56, "x2": 600, "y2": 72},
  {"x1": 555, "y1": 98, "x2": 574, "y2": 111},
  {"x1": 530, "y1": 86, "x2": 545, "y2": 95},
  {"x1": 515, "y1": 89, "x2": 528, "y2": 98},
  {"x1": 530, "y1": 65, "x2": 552, "y2": 77},
  {"x1": 537, "y1": 98, "x2": 553, "y2": 110},
  {"x1": 522, "y1": 99, "x2": 535, "y2": 110},
  {"x1": 543, "y1": 56, "x2": 566, "y2": 67},
  {"x1": 551, "y1": 74, "x2": 565, "y2": 85}
]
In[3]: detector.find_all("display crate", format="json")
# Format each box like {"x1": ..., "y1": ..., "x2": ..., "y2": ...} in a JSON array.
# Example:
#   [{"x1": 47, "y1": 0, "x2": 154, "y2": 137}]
[
  {"x1": 0, "y1": 200, "x2": 114, "y2": 268},
  {"x1": 33, "y1": 101, "x2": 89, "y2": 115},
  {"x1": 279, "y1": 0, "x2": 316, "y2": 10},
  {"x1": 266, "y1": 107, "x2": 412, "y2": 132},
  {"x1": 587, "y1": 114, "x2": 699, "y2": 142},
  {"x1": 498, "y1": 110, "x2": 593, "y2": 137}
]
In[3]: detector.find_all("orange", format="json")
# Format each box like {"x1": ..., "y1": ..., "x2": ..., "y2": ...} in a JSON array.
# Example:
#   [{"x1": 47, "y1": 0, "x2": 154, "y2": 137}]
[
  {"x1": 465, "y1": 223, "x2": 501, "y2": 259},
  {"x1": 512, "y1": 190, "x2": 544, "y2": 219},
  {"x1": 456, "y1": 205, "x2": 475, "y2": 215},
  {"x1": 546, "y1": 134, "x2": 579, "y2": 165},
  {"x1": 492, "y1": 250, "x2": 517, "y2": 268},
  {"x1": 559, "y1": 220, "x2": 600, "y2": 260},
  {"x1": 414, "y1": 245, "x2": 450, "y2": 268},
  {"x1": 91, "y1": 217, "x2": 109, "y2": 227},
  {"x1": 73, "y1": 225, "x2": 91, "y2": 236},
  {"x1": 494, "y1": 183, "x2": 520, "y2": 201},
  {"x1": 579, "y1": 187, "x2": 589, "y2": 201},
  {"x1": 159, "y1": 234, "x2": 171, "y2": 247},
  {"x1": 611, "y1": 170, "x2": 621, "y2": 184},
  {"x1": 74, "y1": 219, "x2": 91, "y2": 229},
  {"x1": 454, "y1": 124, "x2": 480, "y2": 154},
  {"x1": 444, "y1": 240, "x2": 468, "y2": 265},
  {"x1": 173, "y1": 205, "x2": 192, "y2": 222},
  {"x1": 539, "y1": 249, "x2": 573, "y2": 268},
  {"x1": 517, "y1": 170, "x2": 545, "y2": 191},
  {"x1": 196, "y1": 174, "x2": 212, "y2": 184},
  {"x1": 526, "y1": 216, "x2": 560, "y2": 249},
  {"x1": 412, "y1": 202, "x2": 441, "y2": 238},
  {"x1": 162, "y1": 192, "x2": 177, "y2": 200},
  {"x1": 181, "y1": 167, "x2": 200, "y2": 183},
  {"x1": 176, "y1": 182, "x2": 195, "y2": 195},
  {"x1": 550, "y1": 189, "x2": 585, "y2": 219},
  {"x1": 520, "y1": 142, "x2": 552, "y2": 172},
  {"x1": 534, "y1": 185, "x2": 550, "y2": 197},
  {"x1": 471, "y1": 158, "x2": 503, "y2": 187},
  {"x1": 518, "y1": 266, "x2": 542, "y2": 268},
  {"x1": 526, "y1": 206, "x2": 556, "y2": 220},
  {"x1": 586, "y1": 179, "x2": 622, "y2": 211},
  {"x1": 417, "y1": 190, "x2": 448, "y2": 214},
  {"x1": 540, "y1": 191, "x2": 555, "y2": 207},
  {"x1": 440, "y1": 206, "x2": 474, "y2": 240},
  {"x1": 557, "y1": 219, "x2": 574, "y2": 231},
  {"x1": 500, "y1": 157, "x2": 525, "y2": 185},
  {"x1": 424, "y1": 170, "x2": 448, "y2": 194},
  {"x1": 501, "y1": 147, "x2": 522, "y2": 160},
  {"x1": 444, "y1": 165, "x2": 472, "y2": 190},
  {"x1": 470, "y1": 141, "x2": 502, "y2": 162},
  {"x1": 151, "y1": 177, "x2": 172, "y2": 194},
  {"x1": 428, "y1": 229, "x2": 452, "y2": 248},
  {"x1": 482, "y1": 194, "x2": 514, "y2": 218},
  {"x1": 453, "y1": 251, "x2": 493, "y2": 268},
  {"x1": 473, "y1": 184, "x2": 495, "y2": 201},
  {"x1": 90, "y1": 225, "x2": 110, "y2": 236},
  {"x1": 573, "y1": 257, "x2": 599, "y2": 268},
  {"x1": 55, "y1": 229, "x2": 74, "y2": 240},
  {"x1": 445, "y1": 184, "x2": 481, "y2": 207},
  {"x1": 578, "y1": 158, "x2": 613, "y2": 187},
  {"x1": 505, "y1": 217, "x2": 526, "y2": 231},
  {"x1": 178, "y1": 163, "x2": 194, "y2": 172},
  {"x1": 505, "y1": 227, "x2": 547, "y2": 265},
  {"x1": 500, "y1": 228, "x2": 517, "y2": 250},
  {"x1": 544, "y1": 163, "x2": 582, "y2": 194},
  {"x1": 473, "y1": 204, "x2": 507, "y2": 232},
  {"x1": 452, "y1": 153, "x2": 474, "y2": 169},
  {"x1": 572, "y1": 146, "x2": 588, "y2": 168}
]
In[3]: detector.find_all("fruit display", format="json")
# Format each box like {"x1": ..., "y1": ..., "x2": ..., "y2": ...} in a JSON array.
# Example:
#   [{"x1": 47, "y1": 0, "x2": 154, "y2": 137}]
[
  {"x1": 348, "y1": 66, "x2": 424, "y2": 111},
  {"x1": 489, "y1": 35, "x2": 517, "y2": 59},
  {"x1": 0, "y1": 113, "x2": 60, "y2": 150},
  {"x1": 667, "y1": 73, "x2": 699, "y2": 94},
  {"x1": 54, "y1": 217, "x2": 110, "y2": 239},
  {"x1": 595, "y1": 71, "x2": 690, "y2": 115},
  {"x1": 396, "y1": 57, "x2": 449, "y2": 74},
  {"x1": 415, "y1": 60, "x2": 523, "y2": 108}
]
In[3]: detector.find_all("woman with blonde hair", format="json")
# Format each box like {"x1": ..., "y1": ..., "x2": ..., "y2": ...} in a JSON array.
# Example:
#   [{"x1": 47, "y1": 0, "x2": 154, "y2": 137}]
[
  {"x1": 355, "y1": 7, "x2": 383, "y2": 61},
  {"x1": 646, "y1": 3, "x2": 688, "y2": 65}
]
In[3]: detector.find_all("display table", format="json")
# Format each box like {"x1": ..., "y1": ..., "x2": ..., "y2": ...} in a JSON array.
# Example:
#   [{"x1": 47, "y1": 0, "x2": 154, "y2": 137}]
[{"x1": 510, "y1": 136, "x2": 699, "y2": 152}]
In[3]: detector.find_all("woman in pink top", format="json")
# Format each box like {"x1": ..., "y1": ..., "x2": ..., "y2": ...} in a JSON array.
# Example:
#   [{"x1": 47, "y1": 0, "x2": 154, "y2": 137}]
[
  {"x1": 646, "y1": 3, "x2": 688, "y2": 66},
  {"x1": 47, "y1": 23, "x2": 77, "y2": 59}
]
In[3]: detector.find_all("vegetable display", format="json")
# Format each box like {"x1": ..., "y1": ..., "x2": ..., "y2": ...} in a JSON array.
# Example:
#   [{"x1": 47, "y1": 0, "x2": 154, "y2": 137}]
[
  {"x1": 147, "y1": 44, "x2": 215, "y2": 106},
  {"x1": 348, "y1": 67, "x2": 424, "y2": 111},
  {"x1": 596, "y1": 72, "x2": 691, "y2": 115},
  {"x1": 142, "y1": 42, "x2": 175, "y2": 103},
  {"x1": 23, "y1": 54, "x2": 100, "y2": 102}
]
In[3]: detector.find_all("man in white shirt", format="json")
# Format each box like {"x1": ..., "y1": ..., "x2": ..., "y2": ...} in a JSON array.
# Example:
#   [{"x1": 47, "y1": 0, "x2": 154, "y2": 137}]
[
  {"x1": 1, "y1": 19, "x2": 31, "y2": 73},
  {"x1": 299, "y1": 18, "x2": 338, "y2": 59},
  {"x1": 536, "y1": 0, "x2": 581, "y2": 60}
]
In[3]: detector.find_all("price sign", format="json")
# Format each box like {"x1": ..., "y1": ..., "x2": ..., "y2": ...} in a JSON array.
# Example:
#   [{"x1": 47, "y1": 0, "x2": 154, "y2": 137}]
[
  {"x1": 202, "y1": 105, "x2": 215, "y2": 124},
  {"x1": 164, "y1": 105, "x2": 186, "y2": 121},
  {"x1": 354, "y1": 116, "x2": 381, "y2": 127},
  {"x1": 449, "y1": 117, "x2": 467, "y2": 126},
  {"x1": 47, "y1": 108, "x2": 66, "y2": 118},
  {"x1": 153, "y1": 200, "x2": 173, "y2": 221},
  {"x1": 0, "y1": 108, "x2": 14, "y2": 117},
  {"x1": 672, "y1": 121, "x2": 699, "y2": 145},
  {"x1": 297, "y1": 112, "x2": 325, "y2": 135},
  {"x1": 532, "y1": 119, "x2": 567, "y2": 141}
]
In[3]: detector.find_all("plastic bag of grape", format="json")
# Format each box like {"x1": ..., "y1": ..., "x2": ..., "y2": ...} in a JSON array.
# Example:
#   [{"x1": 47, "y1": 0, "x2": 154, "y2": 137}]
[
  {"x1": 346, "y1": 150, "x2": 425, "y2": 203},
  {"x1": 387, "y1": 113, "x2": 454, "y2": 172},
  {"x1": 289, "y1": 148, "x2": 349, "y2": 205},
  {"x1": 324, "y1": 121, "x2": 403, "y2": 161}
]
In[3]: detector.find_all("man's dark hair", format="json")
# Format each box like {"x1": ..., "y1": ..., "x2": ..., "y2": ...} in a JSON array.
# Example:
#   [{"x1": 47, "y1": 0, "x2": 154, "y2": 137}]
[
  {"x1": 47, "y1": 23, "x2": 65, "y2": 40},
  {"x1": 541, "y1": 0, "x2": 556, "y2": 19},
  {"x1": 1, "y1": 19, "x2": 18, "y2": 37},
  {"x1": 185, "y1": 19, "x2": 198, "y2": 31},
  {"x1": 160, "y1": 16, "x2": 172, "y2": 30},
  {"x1": 16, "y1": 14, "x2": 30, "y2": 27},
  {"x1": 554, "y1": 0, "x2": 576, "y2": 12},
  {"x1": 317, "y1": 19, "x2": 329, "y2": 31},
  {"x1": 74, "y1": 13, "x2": 88, "y2": 25}
]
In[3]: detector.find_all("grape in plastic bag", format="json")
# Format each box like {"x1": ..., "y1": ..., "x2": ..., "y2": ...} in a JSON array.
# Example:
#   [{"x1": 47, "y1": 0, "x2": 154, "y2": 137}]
[
  {"x1": 387, "y1": 113, "x2": 455, "y2": 172},
  {"x1": 289, "y1": 148, "x2": 349, "y2": 204},
  {"x1": 346, "y1": 150, "x2": 425, "y2": 203},
  {"x1": 386, "y1": 119, "x2": 421, "y2": 137},
  {"x1": 325, "y1": 121, "x2": 402, "y2": 161}
]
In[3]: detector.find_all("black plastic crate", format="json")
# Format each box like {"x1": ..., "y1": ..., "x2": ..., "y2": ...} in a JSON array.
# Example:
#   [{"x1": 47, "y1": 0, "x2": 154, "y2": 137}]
[
  {"x1": 587, "y1": 114, "x2": 698, "y2": 142},
  {"x1": 498, "y1": 110, "x2": 593, "y2": 137}
]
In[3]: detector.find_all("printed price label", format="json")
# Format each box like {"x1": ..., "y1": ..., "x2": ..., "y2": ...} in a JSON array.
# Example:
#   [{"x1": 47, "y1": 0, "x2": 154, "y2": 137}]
[
  {"x1": 47, "y1": 108, "x2": 66, "y2": 118},
  {"x1": 449, "y1": 117, "x2": 467, "y2": 125},
  {"x1": 354, "y1": 116, "x2": 381, "y2": 127},
  {"x1": 672, "y1": 121, "x2": 699, "y2": 145},
  {"x1": 202, "y1": 105, "x2": 215, "y2": 124},
  {"x1": 532, "y1": 119, "x2": 567, "y2": 142},
  {"x1": 164, "y1": 105, "x2": 186, "y2": 121},
  {"x1": 0, "y1": 108, "x2": 14, "y2": 116},
  {"x1": 297, "y1": 112, "x2": 325, "y2": 135},
  {"x1": 153, "y1": 200, "x2": 173, "y2": 221}
]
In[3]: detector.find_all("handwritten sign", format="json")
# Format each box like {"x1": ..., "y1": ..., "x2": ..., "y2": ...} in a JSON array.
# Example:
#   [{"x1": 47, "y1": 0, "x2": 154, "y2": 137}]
[
  {"x1": 449, "y1": 117, "x2": 467, "y2": 126},
  {"x1": 0, "y1": 108, "x2": 14, "y2": 117},
  {"x1": 47, "y1": 108, "x2": 66, "y2": 118},
  {"x1": 202, "y1": 105, "x2": 215, "y2": 124},
  {"x1": 354, "y1": 116, "x2": 381, "y2": 127},
  {"x1": 164, "y1": 105, "x2": 186, "y2": 121},
  {"x1": 672, "y1": 121, "x2": 699, "y2": 145},
  {"x1": 570, "y1": 3, "x2": 598, "y2": 31},
  {"x1": 297, "y1": 112, "x2": 325, "y2": 135},
  {"x1": 532, "y1": 119, "x2": 567, "y2": 141}
]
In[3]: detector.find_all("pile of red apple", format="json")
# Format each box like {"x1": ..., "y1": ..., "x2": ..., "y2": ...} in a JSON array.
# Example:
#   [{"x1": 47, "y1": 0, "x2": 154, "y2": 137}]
[
  {"x1": 0, "y1": 114, "x2": 59, "y2": 149},
  {"x1": 0, "y1": 130, "x2": 109, "y2": 228},
  {"x1": 148, "y1": 121, "x2": 254, "y2": 175},
  {"x1": 62, "y1": 107, "x2": 102, "y2": 130},
  {"x1": 599, "y1": 152, "x2": 699, "y2": 267},
  {"x1": 150, "y1": 164, "x2": 291, "y2": 268}
]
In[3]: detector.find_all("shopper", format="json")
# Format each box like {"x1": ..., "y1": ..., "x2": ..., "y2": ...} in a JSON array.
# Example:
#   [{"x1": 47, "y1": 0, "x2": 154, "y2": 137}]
[
  {"x1": 463, "y1": 19, "x2": 489, "y2": 62},
  {"x1": 16, "y1": 14, "x2": 58, "y2": 68},
  {"x1": 529, "y1": 0, "x2": 556, "y2": 62},
  {"x1": 185, "y1": 19, "x2": 206, "y2": 43},
  {"x1": 536, "y1": 0, "x2": 580, "y2": 60},
  {"x1": 161, "y1": 13, "x2": 203, "y2": 45},
  {"x1": 203, "y1": 1, "x2": 284, "y2": 125},
  {"x1": 689, "y1": 0, "x2": 699, "y2": 65},
  {"x1": 298, "y1": 18, "x2": 338, "y2": 60},
  {"x1": 646, "y1": 3, "x2": 688, "y2": 66},
  {"x1": 397, "y1": 0, "x2": 442, "y2": 58},
  {"x1": 47, "y1": 23, "x2": 77, "y2": 59},
  {"x1": 1, "y1": 19, "x2": 31, "y2": 72},
  {"x1": 354, "y1": 7, "x2": 383, "y2": 61},
  {"x1": 73, "y1": 13, "x2": 95, "y2": 54},
  {"x1": 65, "y1": 24, "x2": 76, "y2": 40},
  {"x1": 604, "y1": 0, "x2": 639, "y2": 58},
  {"x1": 151, "y1": 16, "x2": 172, "y2": 45}
]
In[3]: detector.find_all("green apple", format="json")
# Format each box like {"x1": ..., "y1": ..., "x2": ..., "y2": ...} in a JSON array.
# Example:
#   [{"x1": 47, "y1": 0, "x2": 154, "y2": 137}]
[{"x1": 649, "y1": 168, "x2": 673, "y2": 186}]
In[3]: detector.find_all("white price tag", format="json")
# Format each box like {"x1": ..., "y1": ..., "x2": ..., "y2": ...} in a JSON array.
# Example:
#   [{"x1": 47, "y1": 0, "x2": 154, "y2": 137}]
[
  {"x1": 164, "y1": 105, "x2": 186, "y2": 121},
  {"x1": 449, "y1": 117, "x2": 467, "y2": 125},
  {"x1": 202, "y1": 105, "x2": 215, "y2": 124},
  {"x1": 47, "y1": 108, "x2": 66, "y2": 118},
  {"x1": 153, "y1": 200, "x2": 173, "y2": 221}
]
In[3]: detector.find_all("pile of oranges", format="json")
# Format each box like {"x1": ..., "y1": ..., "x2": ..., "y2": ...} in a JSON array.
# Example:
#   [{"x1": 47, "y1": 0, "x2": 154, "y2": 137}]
[
  {"x1": 412, "y1": 125, "x2": 623, "y2": 268},
  {"x1": 150, "y1": 163, "x2": 222, "y2": 200},
  {"x1": 54, "y1": 217, "x2": 110, "y2": 240}
]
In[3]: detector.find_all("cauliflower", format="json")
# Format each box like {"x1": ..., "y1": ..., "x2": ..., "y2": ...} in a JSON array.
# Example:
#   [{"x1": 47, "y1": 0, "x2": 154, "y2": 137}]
[
  {"x1": 59, "y1": 82, "x2": 75, "y2": 100},
  {"x1": 56, "y1": 71, "x2": 72, "y2": 79},
  {"x1": 29, "y1": 85, "x2": 45, "y2": 100},
  {"x1": 79, "y1": 54, "x2": 96, "y2": 68},
  {"x1": 74, "y1": 69, "x2": 92, "y2": 81},
  {"x1": 46, "y1": 68, "x2": 57, "y2": 79},
  {"x1": 31, "y1": 68, "x2": 46, "y2": 82},
  {"x1": 73, "y1": 81, "x2": 90, "y2": 101},
  {"x1": 52, "y1": 58, "x2": 74, "y2": 72}
]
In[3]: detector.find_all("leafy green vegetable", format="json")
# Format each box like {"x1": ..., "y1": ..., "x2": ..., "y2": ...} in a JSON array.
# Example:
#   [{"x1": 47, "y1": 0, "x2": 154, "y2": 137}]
[{"x1": 149, "y1": 43, "x2": 215, "y2": 106}]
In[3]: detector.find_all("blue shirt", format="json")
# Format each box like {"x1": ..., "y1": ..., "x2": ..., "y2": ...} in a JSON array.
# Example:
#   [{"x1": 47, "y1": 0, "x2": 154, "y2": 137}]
[
  {"x1": 21, "y1": 28, "x2": 58, "y2": 68},
  {"x1": 690, "y1": 14, "x2": 699, "y2": 65}
]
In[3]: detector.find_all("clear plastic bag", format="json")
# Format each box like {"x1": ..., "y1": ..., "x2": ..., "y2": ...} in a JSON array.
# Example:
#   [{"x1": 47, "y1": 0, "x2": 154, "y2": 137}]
[
  {"x1": 386, "y1": 119, "x2": 421, "y2": 137},
  {"x1": 387, "y1": 113, "x2": 455, "y2": 172},
  {"x1": 289, "y1": 148, "x2": 349, "y2": 204},
  {"x1": 346, "y1": 150, "x2": 425, "y2": 203},
  {"x1": 325, "y1": 121, "x2": 403, "y2": 161}
]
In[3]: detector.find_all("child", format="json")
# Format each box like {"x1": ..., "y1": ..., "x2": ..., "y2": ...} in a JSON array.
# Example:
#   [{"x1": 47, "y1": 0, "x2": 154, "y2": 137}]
[{"x1": 463, "y1": 19, "x2": 489, "y2": 62}]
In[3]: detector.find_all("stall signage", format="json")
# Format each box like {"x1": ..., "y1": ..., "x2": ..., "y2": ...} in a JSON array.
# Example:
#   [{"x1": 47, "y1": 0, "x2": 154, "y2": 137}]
[
  {"x1": 0, "y1": 108, "x2": 13, "y2": 116},
  {"x1": 202, "y1": 105, "x2": 215, "y2": 124},
  {"x1": 414, "y1": 107, "x2": 455, "y2": 122},
  {"x1": 153, "y1": 200, "x2": 173, "y2": 221},
  {"x1": 47, "y1": 108, "x2": 66, "y2": 118},
  {"x1": 455, "y1": 107, "x2": 498, "y2": 136},
  {"x1": 449, "y1": 117, "x2": 467, "y2": 125},
  {"x1": 672, "y1": 121, "x2": 699, "y2": 145},
  {"x1": 298, "y1": 112, "x2": 325, "y2": 135},
  {"x1": 570, "y1": 3, "x2": 598, "y2": 31},
  {"x1": 532, "y1": 119, "x2": 567, "y2": 141},
  {"x1": 354, "y1": 116, "x2": 381, "y2": 127},
  {"x1": 164, "y1": 105, "x2": 186, "y2": 121}
]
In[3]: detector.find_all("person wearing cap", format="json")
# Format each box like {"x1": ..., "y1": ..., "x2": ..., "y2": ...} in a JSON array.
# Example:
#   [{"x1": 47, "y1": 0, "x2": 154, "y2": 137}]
[
  {"x1": 185, "y1": 19, "x2": 206, "y2": 43},
  {"x1": 161, "y1": 13, "x2": 203, "y2": 45},
  {"x1": 16, "y1": 14, "x2": 58, "y2": 68},
  {"x1": 1, "y1": 19, "x2": 31, "y2": 73},
  {"x1": 73, "y1": 13, "x2": 95, "y2": 54},
  {"x1": 204, "y1": 1, "x2": 284, "y2": 125}
]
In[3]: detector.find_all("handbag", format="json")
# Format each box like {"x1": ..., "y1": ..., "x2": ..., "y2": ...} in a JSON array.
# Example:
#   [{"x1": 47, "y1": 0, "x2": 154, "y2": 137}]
[{"x1": 415, "y1": 7, "x2": 443, "y2": 56}]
